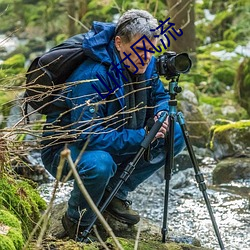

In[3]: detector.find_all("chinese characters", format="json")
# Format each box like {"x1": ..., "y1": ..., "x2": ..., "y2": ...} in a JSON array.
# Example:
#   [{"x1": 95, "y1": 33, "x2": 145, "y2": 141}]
[{"x1": 92, "y1": 17, "x2": 183, "y2": 99}]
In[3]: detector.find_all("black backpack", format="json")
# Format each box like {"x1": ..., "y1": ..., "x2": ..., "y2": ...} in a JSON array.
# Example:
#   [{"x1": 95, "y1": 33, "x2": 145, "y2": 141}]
[{"x1": 24, "y1": 34, "x2": 86, "y2": 115}]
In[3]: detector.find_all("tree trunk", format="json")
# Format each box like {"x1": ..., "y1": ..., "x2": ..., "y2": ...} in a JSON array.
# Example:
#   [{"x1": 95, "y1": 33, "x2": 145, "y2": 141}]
[
  {"x1": 167, "y1": 0, "x2": 196, "y2": 60},
  {"x1": 67, "y1": 0, "x2": 76, "y2": 36},
  {"x1": 78, "y1": 0, "x2": 88, "y2": 20}
]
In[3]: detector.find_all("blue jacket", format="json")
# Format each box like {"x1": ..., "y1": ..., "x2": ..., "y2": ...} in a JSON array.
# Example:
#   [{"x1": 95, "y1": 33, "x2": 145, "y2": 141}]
[{"x1": 44, "y1": 21, "x2": 170, "y2": 156}]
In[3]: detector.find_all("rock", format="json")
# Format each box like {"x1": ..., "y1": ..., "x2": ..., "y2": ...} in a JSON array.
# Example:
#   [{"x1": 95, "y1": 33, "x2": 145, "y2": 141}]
[
  {"x1": 221, "y1": 105, "x2": 237, "y2": 116},
  {"x1": 213, "y1": 157, "x2": 250, "y2": 184},
  {"x1": 209, "y1": 120, "x2": 250, "y2": 160},
  {"x1": 170, "y1": 168, "x2": 193, "y2": 189},
  {"x1": 44, "y1": 202, "x2": 211, "y2": 250},
  {"x1": 181, "y1": 89, "x2": 199, "y2": 105},
  {"x1": 179, "y1": 100, "x2": 211, "y2": 148}
]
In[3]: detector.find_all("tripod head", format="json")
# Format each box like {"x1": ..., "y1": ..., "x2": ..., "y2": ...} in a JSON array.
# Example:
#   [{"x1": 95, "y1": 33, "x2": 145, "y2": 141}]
[
  {"x1": 168, "y1": 76, "x2": 182, "y2": 100},
  {"x1": 156, "y1": 51, "x2": 192, "y2": 100}
]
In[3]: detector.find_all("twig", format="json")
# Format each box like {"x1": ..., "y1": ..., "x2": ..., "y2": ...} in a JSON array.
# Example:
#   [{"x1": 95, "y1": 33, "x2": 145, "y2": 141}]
[
  {"x1": 68, "y1": 14, "x2": 90, "y2": 31},
  {"x1": 62, "y1": 148, "x2": 124, "y2": 250},
  {"x1": 93, "y1": 225, "x2": 110, "y2": 250},
  {"x1": 134, "y1": 220, "x2": 142, "y2": 250}
]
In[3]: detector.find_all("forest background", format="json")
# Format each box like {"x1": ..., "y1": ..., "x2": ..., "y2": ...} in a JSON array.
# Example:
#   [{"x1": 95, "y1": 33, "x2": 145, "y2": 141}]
[
  {"x1": 0, "y1": 0, "x2": 250, "y2": 126},
  {"x1": 0, "y1": 0, "x2": 250, "y2": 249}
]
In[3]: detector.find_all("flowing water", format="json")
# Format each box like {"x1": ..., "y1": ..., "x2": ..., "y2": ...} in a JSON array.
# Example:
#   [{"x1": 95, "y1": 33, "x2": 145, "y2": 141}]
[{"x1": 38, "y1": 156, "x2": 250, "y2": 250}]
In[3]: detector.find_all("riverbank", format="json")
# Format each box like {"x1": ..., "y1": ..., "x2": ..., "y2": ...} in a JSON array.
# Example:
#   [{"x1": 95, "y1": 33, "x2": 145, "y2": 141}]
[{"x1": 38, "y1": 155, "x2": 250, "y2": 250}]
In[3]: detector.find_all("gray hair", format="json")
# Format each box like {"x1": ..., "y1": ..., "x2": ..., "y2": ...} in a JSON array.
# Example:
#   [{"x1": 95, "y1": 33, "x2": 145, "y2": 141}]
[{"x1": 115, "y1": 9, "x2": 159, "y2": 43}]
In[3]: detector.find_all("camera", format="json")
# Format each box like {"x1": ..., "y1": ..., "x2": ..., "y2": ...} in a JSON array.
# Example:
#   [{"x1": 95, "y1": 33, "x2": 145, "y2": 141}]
[{"x1": 156, "y1": 51, "x2": 192, "y2": 79}]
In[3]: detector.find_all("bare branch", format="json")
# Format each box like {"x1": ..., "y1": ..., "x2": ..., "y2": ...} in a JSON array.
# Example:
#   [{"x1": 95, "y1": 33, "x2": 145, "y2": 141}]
[
  {"x1": 63, "y1": 148, "x2": 124, "y2": 250},
  {"x1": 68, "y1": 14, "x2": 90, "y2": 32}
]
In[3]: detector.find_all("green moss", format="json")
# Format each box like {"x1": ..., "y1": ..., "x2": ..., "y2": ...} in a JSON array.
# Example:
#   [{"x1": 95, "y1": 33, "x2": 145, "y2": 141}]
[
  {"x1": 0, "y1": 175, "x2": 46, "y2": 239},
  {"x1": 0, "y1": 209, "x2": 24, "y2": 249},
  {"x1": 213, "y1": 120, "x2": 250, "y2": 133},
  {"x1": 213, "y1": 67, "x2": 235, "y2": 86},
  {"x1": 1, "y1": 54, "x2": 25, "y2": 69},
  {"x1": 106, "y1": 237, "x2": 208, "y2": 250},
  {"x1": 7, "y1": 228, "x2": 24, "y2": 249},
  {"x1": 218, "y1": 40, "x2": 237, "y2": 51},
  {"x1": 199, "y1": 95, "x2": 224, "y2": 107},
  {"x1": 0, "y1": 235, "x2": 16, "y2": 250},
  {"x1": 0, "y1": 209, "x2": 21, "y2": 229},
  {"x1": 209, "y1": 120, "x2": 250, "y2": 151},
  {"x1": 0, "y1": 54, "x2": 26, "y2": 86},
  {"x1": 209, "y1": 10, "x2": 234, "y2": 42},
  {"x1": 199, "y1": 91, "x2": 248, "y2": 122}
]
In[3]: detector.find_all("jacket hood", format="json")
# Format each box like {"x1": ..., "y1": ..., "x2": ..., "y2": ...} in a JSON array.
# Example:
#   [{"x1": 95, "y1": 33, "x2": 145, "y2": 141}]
[{"x1": 82, "y1": 21, "x2": 116, "y2": 65}]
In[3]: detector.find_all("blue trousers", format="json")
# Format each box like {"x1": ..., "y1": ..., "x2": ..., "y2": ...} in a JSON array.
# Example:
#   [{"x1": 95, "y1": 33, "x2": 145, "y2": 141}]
[{"x1": 41, "y1": 123, "x2": 185, "y2": 226}]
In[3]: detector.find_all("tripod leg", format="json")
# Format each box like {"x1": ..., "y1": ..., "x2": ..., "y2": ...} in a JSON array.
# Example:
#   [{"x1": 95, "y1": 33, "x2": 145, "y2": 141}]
[
  {"x1": 81, "y1": 112, "x2": 168, "y2": 240},
  {"x1": 162, "y1": 114, "x2": 175, "y2": 243},
  {"x1": 177, "y1": 112, "x2": 225, "y2": 250}
]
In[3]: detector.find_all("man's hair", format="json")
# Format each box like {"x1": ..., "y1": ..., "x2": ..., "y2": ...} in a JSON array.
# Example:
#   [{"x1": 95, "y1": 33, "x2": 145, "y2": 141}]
[{"x1": 115, "y1": 9, "x2": 159, "y2": 43}]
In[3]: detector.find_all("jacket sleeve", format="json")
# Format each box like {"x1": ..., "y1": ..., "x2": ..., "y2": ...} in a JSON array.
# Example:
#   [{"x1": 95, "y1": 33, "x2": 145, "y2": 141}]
[{"x1": 65, "y1": 62, "x2": 146, "y2": 156}]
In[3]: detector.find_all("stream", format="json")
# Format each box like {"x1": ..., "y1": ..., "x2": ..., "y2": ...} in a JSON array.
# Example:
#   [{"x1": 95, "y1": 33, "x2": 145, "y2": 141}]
[{"x1": 38, "y1": 155, "x2": 250, "y2": 250}]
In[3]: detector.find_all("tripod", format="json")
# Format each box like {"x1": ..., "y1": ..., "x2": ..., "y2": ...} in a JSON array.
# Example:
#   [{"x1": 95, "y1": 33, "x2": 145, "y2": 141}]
[
  {"x1": 162, "y1": 77, "x2": 225, "y2": 249},
  {"x1": 81, "y1": 110, "x2": 168, "y2": 241},
  {"x1": 82, "y1": 77, "x2": 225, "y2": 250}
]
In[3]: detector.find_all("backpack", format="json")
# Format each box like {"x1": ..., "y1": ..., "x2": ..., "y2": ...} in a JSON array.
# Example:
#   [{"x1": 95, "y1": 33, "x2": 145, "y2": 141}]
[{"x1": 24, "y1": 34, "x2": 86, "y2": 115}]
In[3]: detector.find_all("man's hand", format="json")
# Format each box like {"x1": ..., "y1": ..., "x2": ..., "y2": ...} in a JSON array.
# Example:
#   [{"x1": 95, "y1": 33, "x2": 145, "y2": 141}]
[{"x1": 154, "y1": 111, "x2": 169, "y2": 139}]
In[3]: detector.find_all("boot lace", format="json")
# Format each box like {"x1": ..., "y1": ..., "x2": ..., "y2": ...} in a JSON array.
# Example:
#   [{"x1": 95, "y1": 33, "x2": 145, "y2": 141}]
[{"x1": 123, "y1": 200, "x2": 132, "y2": 209}]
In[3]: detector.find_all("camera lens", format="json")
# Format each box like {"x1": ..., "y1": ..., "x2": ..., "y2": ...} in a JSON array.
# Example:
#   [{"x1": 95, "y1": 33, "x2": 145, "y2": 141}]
[{"x1": 174, "y1": 53, "x2": 192, "y2": 73}]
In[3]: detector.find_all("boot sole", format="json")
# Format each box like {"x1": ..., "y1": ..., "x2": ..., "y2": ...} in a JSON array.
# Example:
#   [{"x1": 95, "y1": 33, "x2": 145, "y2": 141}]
[{"x1": 105, "y1": 210, "x2": 140, "y2": 225}]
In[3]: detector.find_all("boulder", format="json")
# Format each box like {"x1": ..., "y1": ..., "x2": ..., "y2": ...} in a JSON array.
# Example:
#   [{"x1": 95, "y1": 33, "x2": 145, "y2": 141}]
[
  {"x1": 209, "y1": 120, "x2": 250, "y2": 160},
  {"x1": 213, "y1": 157, "x2": 250, "y2": 184},
  {"x1": 179, "y1": 100, "x2": 210, "y2": 148},
  {"x1": 43, "y1": 202, "x2": 211, "y2": 250}
]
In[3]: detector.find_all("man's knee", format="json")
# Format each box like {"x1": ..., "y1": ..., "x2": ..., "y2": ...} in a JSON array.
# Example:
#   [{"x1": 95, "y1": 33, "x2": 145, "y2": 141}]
[{"x1": 77, "y1": 150, "x2": 117, "y2": 181}]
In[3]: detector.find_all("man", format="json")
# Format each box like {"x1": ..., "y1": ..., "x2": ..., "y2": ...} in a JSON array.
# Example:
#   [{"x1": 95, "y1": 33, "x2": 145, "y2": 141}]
[{"x1": 41, "y1": 9, "x2": 185, "y2": 241}]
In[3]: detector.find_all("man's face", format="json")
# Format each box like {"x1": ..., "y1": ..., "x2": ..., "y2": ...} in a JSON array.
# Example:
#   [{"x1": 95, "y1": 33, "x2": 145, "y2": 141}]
[{"x1": 115, "y1": 35, "x2": 157, "y2": 75}]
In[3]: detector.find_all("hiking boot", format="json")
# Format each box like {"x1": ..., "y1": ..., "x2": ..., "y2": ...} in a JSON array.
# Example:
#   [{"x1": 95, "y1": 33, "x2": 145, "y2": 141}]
[
  {"x1": 105, "y1": 196, "x2": 140, "y2": 225},
  {"x1": 61, "y1": 213, "x2": 97, "y2": 243}
]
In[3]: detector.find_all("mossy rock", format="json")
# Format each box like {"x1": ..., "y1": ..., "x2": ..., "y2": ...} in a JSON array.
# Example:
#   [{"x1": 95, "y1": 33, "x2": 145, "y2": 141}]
[
  {"x1": 209, "y1": 120, "x2": 250, "y2": 160},
  {"x1": 199, "y1": 92, "x2": 249, "y2": 122},
  {"x1": 28, "y1": 237, "x2": 211, "y2": 250},
  {"x1": 212, "y1": 67, "x2": 235, "y2": 86},
  {"x1": 106, "y1": 237, "x2": 210, "y2": 250},
  {"x1": 0, "y1": 209, "x2": 24, "y2": 250},
  {"x1": 0, "y1": 174, "x2": 47, "y2": 239},
  {"x1": 234, "y1": 57, "x2": 250, "y2": 116},
  {"x1": 213, "y1": 157, "x2": 250, "y2": 184}
]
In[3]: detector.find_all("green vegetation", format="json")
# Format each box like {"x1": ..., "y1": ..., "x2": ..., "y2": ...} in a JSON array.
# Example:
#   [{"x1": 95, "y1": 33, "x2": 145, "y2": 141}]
[
  {"x1": 0, "y1": 209, "x2": 24, "y2": 250},
  {"x1": 209, "y1": 120, "x2": 250, "y2": 151},
  {"x1": 0, "y1": 174, "x2": 47, "y2": 239}
]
